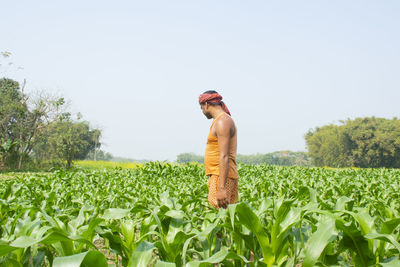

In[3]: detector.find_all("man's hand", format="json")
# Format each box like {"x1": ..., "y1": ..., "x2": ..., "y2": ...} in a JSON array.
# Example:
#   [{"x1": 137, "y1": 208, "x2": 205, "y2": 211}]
[{"x1": 216, "y1": 187, "x2": 229, "y2": 209}]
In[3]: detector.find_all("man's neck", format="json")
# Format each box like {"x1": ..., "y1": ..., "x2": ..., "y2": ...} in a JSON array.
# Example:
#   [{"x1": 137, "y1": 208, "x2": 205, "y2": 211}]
[{"x1": 211, "y1": 108, "x2": 225, "y2": 119}]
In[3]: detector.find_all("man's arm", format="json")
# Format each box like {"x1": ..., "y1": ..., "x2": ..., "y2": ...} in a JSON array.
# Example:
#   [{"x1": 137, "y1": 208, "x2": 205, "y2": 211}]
[{"x1": 215, "y1": 116, "x2": 233, "y2": 208}]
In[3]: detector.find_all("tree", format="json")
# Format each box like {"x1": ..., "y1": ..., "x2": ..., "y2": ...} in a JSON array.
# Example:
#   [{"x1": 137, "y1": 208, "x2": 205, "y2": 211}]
[
  {"x1": 0, "y1": 78, "x2": 26, "y2": 169},
  {"x1": 0, "y1": 78, "x2": 71, "y2": 169},
  {"x1": 305, "y1": 125, "x2": 350, "y2": 167},
  {"x1": 1, "y1": 52, "x2": 102, "y2": 170},
  {"x1": 34, "y1": 120, "x2": 101, "y2": 168},
  {"x1": 13, "y1": 91, "x2": 69, "y2": 169},
  {"x1": 305, "y1": 117, "x2": 400, "y2": 168}
]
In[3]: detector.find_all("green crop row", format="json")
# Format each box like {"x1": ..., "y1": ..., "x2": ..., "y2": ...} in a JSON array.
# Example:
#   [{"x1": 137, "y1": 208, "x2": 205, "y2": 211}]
[{"x1": 1, "y1": 163, "x2": 400, "y2": 266}]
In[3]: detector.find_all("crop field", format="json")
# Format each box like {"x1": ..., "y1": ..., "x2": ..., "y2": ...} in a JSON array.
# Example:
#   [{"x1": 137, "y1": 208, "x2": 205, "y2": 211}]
[
  {"x1": 1, "y1": 163, "x2": 400, "y2": 266},
  {"x1": 74, "y1": 161, "x2": 144, "y2": 170}
]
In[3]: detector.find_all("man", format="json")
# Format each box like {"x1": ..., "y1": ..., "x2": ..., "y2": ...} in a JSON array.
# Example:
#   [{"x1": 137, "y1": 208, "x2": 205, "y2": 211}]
[{"x1": 199, "y1": 90, "x2": 239, "y2": 209}]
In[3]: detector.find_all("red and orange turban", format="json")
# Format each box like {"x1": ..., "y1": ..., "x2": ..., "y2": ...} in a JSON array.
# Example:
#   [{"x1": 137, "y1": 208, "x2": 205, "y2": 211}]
[{"x1": 199, "y1": 92, "x2": 231, "y2": 116}]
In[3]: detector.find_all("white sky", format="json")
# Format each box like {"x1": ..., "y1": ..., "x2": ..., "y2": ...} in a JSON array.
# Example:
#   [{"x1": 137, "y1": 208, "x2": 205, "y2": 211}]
[{"x1": 1, "y1": 0, "x2": 399, "y2": 160}]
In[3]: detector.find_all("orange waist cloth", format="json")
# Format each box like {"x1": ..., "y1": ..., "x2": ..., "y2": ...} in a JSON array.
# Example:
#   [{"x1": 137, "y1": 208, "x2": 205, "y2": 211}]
[{"x1": 204, "y1": 131, "x2": 238, "y2": 179}]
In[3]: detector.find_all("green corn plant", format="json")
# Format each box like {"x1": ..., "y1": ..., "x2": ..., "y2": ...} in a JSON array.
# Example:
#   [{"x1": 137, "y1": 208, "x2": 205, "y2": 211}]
[{"x1": 2, "y1": 163, "x2": 400, "y2": 265}]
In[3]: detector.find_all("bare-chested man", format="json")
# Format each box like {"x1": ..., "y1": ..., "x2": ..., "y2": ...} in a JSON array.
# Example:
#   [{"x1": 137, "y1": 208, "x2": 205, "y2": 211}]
[{"x1": 199, "y1": 91, "x2": 238, "y2": 209}]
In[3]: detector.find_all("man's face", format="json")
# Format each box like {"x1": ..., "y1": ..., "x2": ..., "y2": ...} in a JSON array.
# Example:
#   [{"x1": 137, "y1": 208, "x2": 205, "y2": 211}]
[{"x1": 200, "y1": 103, "x2": 212, "y2": 119}]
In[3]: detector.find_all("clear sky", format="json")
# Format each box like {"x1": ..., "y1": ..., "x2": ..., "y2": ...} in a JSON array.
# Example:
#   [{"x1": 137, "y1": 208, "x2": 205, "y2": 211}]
[{"x1": 1, "y1": 0, "x2": 399, "y2": 160}]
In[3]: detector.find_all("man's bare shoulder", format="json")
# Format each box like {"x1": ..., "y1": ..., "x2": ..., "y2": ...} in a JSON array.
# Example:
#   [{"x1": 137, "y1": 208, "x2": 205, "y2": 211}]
[
  {"x1": 217, "y1": 113, "x2": 234, "y2": 124},
  {"x1": 215, "y1": 114, "x2": 236, "y2": 133}
]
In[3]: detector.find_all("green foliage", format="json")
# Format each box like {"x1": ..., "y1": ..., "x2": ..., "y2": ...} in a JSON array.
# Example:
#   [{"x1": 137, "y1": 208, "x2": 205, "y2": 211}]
[
  {"x1": 0, "y1": 78, "x2": 102, "y2": 170},
  {"x1": 34, "y1": 121, "x2": 100, "y2": 168},
  {"x1": 53, "y1": 250, "x2": 108, "y2": 267},
  {"x1": 0, "y1": 78, "x2": 26, "y2": 169},
  {"x1": 306, "y1": 117, "x2": 400, "y2": 168},
  {"x1": 1, "y1": 163, "x2": 400, "y2": 266}
]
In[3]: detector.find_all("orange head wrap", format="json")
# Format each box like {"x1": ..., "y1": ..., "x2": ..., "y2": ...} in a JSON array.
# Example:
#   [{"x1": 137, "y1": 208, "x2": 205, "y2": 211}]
[{"x1": 199, "y1": 92, "x2": 231, "y2": 116}]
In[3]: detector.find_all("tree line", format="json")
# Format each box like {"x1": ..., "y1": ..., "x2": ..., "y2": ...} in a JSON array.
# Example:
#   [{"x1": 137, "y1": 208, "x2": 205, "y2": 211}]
[
  {"x1": 176, "y1": 151, "x2": 310, "y2": 166},
  {"x1": 0, "y1": 77, "x2": 101, "y2": 170}
]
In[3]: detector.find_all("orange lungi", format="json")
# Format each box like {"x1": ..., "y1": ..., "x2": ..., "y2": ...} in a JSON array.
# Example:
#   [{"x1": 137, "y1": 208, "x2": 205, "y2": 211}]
[{"x1": 208, "y1": 174, "x2": 238, "y2": 208}]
